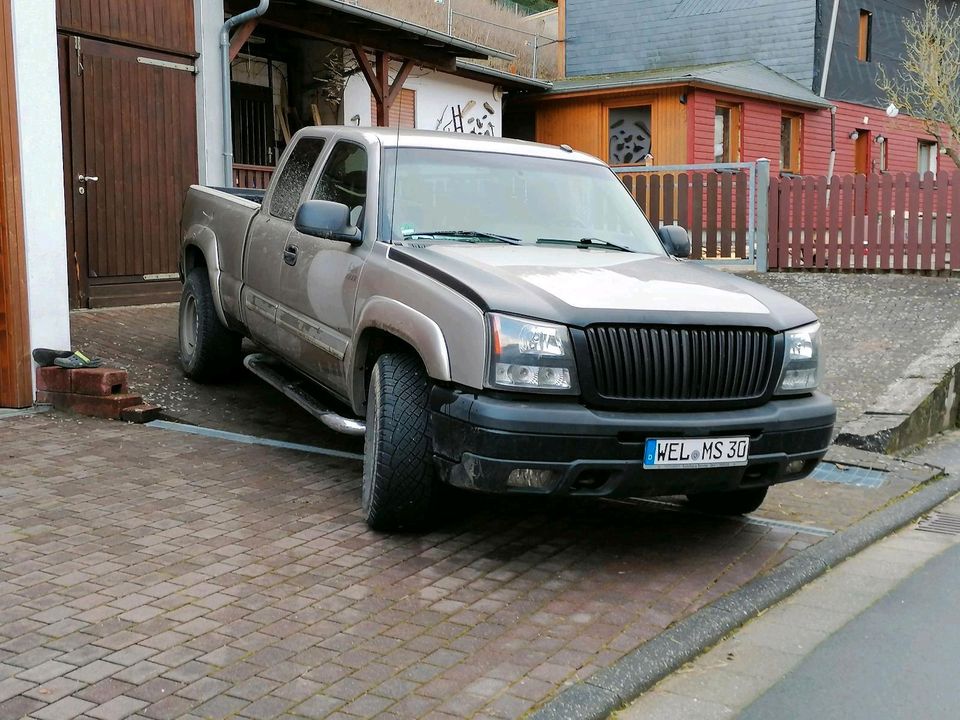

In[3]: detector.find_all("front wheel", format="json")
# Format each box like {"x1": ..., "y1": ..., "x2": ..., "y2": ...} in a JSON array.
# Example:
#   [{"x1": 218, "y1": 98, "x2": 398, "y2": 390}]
[
  {"x1": 362, "y1": 353, "x2": 436, "y2": 531},
  {"x1": 179, "y1": 268, "x2": 242, "y2": 383},
  {"x1": 685, "y1": 486, "x2": 768, "y2": 515}
]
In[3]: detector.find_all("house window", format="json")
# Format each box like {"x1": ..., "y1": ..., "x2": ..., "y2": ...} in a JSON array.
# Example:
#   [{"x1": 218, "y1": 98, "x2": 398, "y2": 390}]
[
  {"x1": 780, "y1": 113, "x2": 802, "y2": 173},
  {"x1": 608, "y1": 105, "x2": 652, "y2": 165},
  {"x1": 714, "y1": 104, "x2": 741, "y2": 163},
  {"x1": 918, "y1": 140, "x2": 938, "y2": 175},
  {"x1": 877, "y1": 136, "x2": 888, "y2": 172},
  {"x1": 854, "y1": 129, "x2": 870, "y2": 174},
  {"x1": 369, "y1": 88, "x2": 416, "y2": 129},
  {"x1": 858, "y1": 10, "x2": 873, "y2": 62}
]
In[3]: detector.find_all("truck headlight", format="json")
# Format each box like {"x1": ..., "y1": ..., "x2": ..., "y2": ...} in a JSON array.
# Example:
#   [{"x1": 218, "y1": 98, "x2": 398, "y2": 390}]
[
  {"x1": 776, "y1": 321, "x2": 823, "y2": 395},
  {"x1": 487, "y1": 313, "x2": 579, "y2": 394}
]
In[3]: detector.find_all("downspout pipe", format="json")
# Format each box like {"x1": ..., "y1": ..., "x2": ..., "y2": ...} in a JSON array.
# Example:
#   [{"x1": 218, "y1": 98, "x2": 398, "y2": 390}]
[
  {"x1": 221, "y1": 1, "x2": 271, "y2": 187},
  {"x1": 820, "y1": 0, "x2": 840, "y2": 184}
]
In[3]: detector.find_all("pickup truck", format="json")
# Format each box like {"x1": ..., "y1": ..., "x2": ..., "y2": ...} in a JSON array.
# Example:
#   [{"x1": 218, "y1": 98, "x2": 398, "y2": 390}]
[{"x1": 179, "y1": 127, "x2": 835, "y2": 531}]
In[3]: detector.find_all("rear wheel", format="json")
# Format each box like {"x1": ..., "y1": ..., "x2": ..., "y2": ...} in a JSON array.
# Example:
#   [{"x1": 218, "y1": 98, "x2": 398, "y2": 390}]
[
  {"x1": 179, "y1": 268, "x2": 242, "y2": 383},
  {"x1": 685, "y1": 486, "x2": 768, "y2": 515},
  {"x1": 362, "y1": 353, "x2": 436, "y2": 531}
]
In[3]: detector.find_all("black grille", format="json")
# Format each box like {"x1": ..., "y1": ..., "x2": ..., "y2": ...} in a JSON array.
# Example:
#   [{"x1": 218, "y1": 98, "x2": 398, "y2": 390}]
[{"x1": 584, "y1": 326, "x2": 775, "y2": 401}]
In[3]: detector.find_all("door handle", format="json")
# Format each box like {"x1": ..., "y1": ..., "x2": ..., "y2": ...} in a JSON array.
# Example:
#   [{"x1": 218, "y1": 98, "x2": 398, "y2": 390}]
[
  {"x1": 78, "y1": 175, "x2": 99, "y2": 182},
  {"x1": 283, "y1": 244, "x2": 299, "y2": 266}
]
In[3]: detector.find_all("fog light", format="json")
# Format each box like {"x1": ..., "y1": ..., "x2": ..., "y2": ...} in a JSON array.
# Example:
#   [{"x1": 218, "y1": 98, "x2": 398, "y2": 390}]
[
  {"x1": 785, "y1": 460, "x2": 805, "y2": 474},
  {"x1": 507, "y1": 468, "x2": 556, "y2": 489}
]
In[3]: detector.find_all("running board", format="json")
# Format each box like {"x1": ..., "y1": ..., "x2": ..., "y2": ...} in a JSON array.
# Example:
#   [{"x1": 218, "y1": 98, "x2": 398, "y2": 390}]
[{"x1": 243, "y1": 353, "x2": 366, "y2": 437}]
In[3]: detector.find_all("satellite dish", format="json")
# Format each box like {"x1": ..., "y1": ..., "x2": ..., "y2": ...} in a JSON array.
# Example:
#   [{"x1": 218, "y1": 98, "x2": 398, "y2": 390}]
[{"x1": 886, "y1": 103, "x2": 899, "y2": 118}]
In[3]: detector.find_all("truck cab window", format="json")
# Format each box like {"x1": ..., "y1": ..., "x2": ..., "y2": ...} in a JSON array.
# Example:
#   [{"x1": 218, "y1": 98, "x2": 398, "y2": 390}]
[
  {"x1": 269, "y1": 137, "x2": 326, "y2": 221},
  {"x1": 312, "y1": 142, "x2": 367, "y2": 227}
]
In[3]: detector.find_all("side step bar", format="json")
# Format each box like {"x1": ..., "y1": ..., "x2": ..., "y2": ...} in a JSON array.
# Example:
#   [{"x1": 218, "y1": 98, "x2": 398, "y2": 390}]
[{"x1": 243, "y1": 353, "x2": 366, "y2": 437}]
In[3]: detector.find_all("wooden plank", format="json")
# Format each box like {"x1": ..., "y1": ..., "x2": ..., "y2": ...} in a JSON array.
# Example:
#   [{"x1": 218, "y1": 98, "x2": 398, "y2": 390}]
[
  {"x1": 55, "y1": 0, "x2": 195, "y2": 57},
  {"x1": 840, "y1": 175, "x2": 855, "y2": 269},
  {"x1": 952, "y1": 174, "x2": 960, "y2": 271},
  {"x1": 920, "y1": 171, "x2": 935, "y2": 270},
  {"x1": 906, "y1": 172, "x2": 921, "y2": 270},
  {"x1": 936, "y1": 173, "x2": 950, "y2": 270},
  {"x1": 791, "y1": 175, "x2": 803, "y2": 267},
  {"x1": 815, "y1": 176, "x2": 828, "y2": 269},
  {"x1": 0, "y1": 0, "x2": 33, "y2": 406},
  {"x1": 677, "y1": 173, "x2": 688, "y2": 237},
  {"x1": 734, "y1": 171, "x2": 747, "y2": 259},
  {"x1": 777, "y1": 177, "x2": 792, "y2": 268},
  {"x1": 767, "y1": 176, "x2": 780, "y2": 268},
  {"x1": 662, "y1": 173, "x2": 675, "y2": 227},
  {"x1": 719, "y1": 171, "x2": 732, "y2": 258},
  {"x1": 828, "y1": 175, "x2": 841, "y2": 269},
  {"x1": 229, "y1": 18, "x2": 260, "y2": 62},
  {"x1": 691, "y1": 173, "x2": 703, "y2": 259},
  {"x1": 705, "y1": 172, "x2": 718, "y2": 258},
  {"x1": 648, "y1": 174, "x2": 662, "y2": 229},
  {"x1": 802, "y1": 177, "x2": 816, "y2": 268},
  {"x1": 865, "y1": 173, "x2": 879, "y2": 270},
  {"x1": 878, "y1": 173, "x2": 893, "y2": 270},
  {"x1": 893, "y1": 173, "x2": 907, "y2": 270},
  {"x1": 852, "y1": 174, "x2": 865, "y2": 269},
  {"x1": 635, "y1": 174, "x2": 647, "y2": 213}
]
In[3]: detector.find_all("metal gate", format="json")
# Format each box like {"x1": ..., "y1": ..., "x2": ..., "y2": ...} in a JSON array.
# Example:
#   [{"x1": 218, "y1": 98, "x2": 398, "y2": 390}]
[{"x1": 615, "y1": 160, "x2": 771, "y2": 270}]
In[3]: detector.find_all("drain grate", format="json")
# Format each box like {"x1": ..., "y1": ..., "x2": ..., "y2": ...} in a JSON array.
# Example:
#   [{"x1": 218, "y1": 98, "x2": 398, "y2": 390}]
[
  {"x1": 916, "y1": 512, "x2": 960, "y2": 536},
  {"x1": 810, "y1": 462, "x2": 888, "y2": 489}
]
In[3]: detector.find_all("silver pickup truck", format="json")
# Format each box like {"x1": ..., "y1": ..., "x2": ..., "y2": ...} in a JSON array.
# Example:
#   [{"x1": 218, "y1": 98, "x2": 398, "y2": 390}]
[{"x1": 179, "y1": 127, "x2": 835, "y2": 530}]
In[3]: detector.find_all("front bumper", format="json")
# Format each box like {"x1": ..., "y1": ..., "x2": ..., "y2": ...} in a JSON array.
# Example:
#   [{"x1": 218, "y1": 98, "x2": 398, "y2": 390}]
[{"x1": 430, "y1": 389, "x2": 836, "y2": 497}]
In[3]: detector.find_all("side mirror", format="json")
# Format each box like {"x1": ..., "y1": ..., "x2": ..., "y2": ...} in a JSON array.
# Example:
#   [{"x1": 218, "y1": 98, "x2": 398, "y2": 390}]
[
  {"x1": 294, "y1": 200, "x2": 362, "y2": 245},
  {"x1": 658, "y1": 225, "x2": 691, "y2": 258}
]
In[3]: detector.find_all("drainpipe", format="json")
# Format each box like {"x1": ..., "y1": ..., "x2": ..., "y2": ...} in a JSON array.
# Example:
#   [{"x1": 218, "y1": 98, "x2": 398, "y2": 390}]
[
  {"x1": 820, "y1": 0, "x2": 840, "y2": 183},
  {"x1": 221, "y1": 0, "x2": 271, "y2": 187}
]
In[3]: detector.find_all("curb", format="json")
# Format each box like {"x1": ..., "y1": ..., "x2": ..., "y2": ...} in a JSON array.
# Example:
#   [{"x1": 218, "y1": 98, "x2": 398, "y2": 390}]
[{"x1": 528, "y1": 466, "x2": 960, "y2": 720}]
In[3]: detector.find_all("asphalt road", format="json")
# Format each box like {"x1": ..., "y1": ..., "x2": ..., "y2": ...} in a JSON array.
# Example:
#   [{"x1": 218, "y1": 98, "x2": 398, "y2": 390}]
[{"x1": 740, "y1": 541, "x2": 960, "y2": 720}]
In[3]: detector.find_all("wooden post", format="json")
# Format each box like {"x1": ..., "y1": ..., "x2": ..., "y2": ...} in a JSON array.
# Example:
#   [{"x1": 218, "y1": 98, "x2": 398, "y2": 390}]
[{"x1": 0, "y1": 0, "x2": 33, "y2": 407}]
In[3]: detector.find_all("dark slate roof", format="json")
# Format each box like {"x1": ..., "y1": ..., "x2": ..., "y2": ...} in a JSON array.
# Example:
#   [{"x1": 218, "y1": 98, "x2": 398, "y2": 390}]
[{"x1": 547, "y1": 61, "x2": 833, "y2": 108}]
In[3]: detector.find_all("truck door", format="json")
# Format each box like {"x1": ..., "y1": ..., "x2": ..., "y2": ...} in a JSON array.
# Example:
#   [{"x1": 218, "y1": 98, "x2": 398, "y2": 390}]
[
  {"x1": 240, "y1": 136, "x2": 327, "y2": 351},
  {"x1": 275, "y1": 140, "x2": 371, "y2": 396}
]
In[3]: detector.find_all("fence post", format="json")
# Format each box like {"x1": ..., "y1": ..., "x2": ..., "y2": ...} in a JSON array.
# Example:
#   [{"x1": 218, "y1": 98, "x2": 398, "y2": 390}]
[{"x1": 755, "y1": 158, "x2": 770, "y2": 272}]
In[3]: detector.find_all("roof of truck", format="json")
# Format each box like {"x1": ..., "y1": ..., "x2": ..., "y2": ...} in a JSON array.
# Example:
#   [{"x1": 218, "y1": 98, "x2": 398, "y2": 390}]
[{"x1": 297, "y1": 127, "x2": 605, "y2": 166}]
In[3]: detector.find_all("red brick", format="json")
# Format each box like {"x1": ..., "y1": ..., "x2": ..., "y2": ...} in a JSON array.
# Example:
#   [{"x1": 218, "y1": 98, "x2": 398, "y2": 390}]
[
  {"x1": 70, "y1": 368, "x2": 128, "y2": 397},
  {"x1": 36, "y1": 367, "x2": 71, "y2": 393},
  {"x1": 38, "y1": 391, "x2": 143, "y2": 420},
  {"x1": 120, "y1": 404, "x2": 163, "y2": 424}
]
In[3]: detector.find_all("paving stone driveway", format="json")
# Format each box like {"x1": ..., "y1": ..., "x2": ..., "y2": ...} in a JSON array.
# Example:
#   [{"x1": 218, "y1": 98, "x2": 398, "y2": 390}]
[{"x1": 1, "y1": 412, "x2": 821, "y2": 720}]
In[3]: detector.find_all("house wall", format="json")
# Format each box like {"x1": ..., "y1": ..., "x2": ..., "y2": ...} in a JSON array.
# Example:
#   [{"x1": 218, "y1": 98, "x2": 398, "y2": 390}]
[
  {"x1": 535, "y1": 87, "x2": 688, "y2": 165},
  {"x1": 195, "y1": 0, "x2": 226, "y2": 186},
  {"x1": 343, "y1": 66, "x2": 503, "y2": 136},
  {"x1": 564, "y1": 0, "x2": 817, "y2": 88},
  {"x1": 12, "y1": 0, "x2": 71, "y2": 388}
]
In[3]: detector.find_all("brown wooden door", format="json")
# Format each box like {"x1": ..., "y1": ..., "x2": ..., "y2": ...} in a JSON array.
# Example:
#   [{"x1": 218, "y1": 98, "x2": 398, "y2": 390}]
[
  {"x1": 59, "y1": 35, "x2": 198, "y2": 307},
  {"x1": 855, "y1": 130, "x2": 871, "y2": 175}
]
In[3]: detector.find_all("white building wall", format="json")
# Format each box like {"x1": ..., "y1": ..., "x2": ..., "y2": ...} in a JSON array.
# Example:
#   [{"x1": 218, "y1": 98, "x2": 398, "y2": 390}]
[
  {"x1": 196, "y1": 0, "x2": 226, "y2": 186},
  {"x1": 10, "y1": 0, "x2": 71, "y2": 388},
  {"x1": 344, "y1": 64, "x2": 503, "y2": 136}
]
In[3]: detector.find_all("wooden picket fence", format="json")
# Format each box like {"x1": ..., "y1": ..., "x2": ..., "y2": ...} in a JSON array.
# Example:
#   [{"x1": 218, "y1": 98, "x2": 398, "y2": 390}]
[
  {"x1": 769, "y1": 171, "x2": 958, "y2": 271},
  {"x1": 619, "y1": 168, "x2": 754, "y2": 262}
]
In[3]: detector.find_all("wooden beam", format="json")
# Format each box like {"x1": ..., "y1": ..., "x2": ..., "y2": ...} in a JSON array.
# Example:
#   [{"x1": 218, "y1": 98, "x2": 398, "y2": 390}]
[
  {"x1": 0, "y1": 0, "x2": 33, "y2": 408},
  {"x1": 384, "y1": 59, "x2": 414, "y2": 109},
  {"x1": 228, "y1": 18, "x2": 260, "y2": 61},
  {"x1": 351, "y1": 46, "x2": 382, "y2": 103}
]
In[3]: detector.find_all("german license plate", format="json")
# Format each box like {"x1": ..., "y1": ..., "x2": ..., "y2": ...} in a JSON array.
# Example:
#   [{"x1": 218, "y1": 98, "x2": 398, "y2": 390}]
[{"x1": 643, "y1": 436, "x2": 750, "y2": 469}]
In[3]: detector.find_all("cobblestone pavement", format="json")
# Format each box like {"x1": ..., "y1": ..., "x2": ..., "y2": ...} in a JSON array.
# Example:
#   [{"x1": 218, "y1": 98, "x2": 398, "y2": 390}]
[{"x1": 1, "y1": 412, "x2": 825, "y2": 720}]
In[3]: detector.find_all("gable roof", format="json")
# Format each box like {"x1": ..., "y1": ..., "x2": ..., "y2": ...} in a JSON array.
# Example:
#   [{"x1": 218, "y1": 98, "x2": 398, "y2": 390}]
[{"x1": 546, "y1": 61, "x2": 833, "y2": 109}]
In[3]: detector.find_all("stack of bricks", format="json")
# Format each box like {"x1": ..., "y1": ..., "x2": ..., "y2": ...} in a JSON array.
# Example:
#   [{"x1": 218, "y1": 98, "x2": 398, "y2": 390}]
[{"x1": 35, "y1": 366, "x2": 162, "y2": 423}]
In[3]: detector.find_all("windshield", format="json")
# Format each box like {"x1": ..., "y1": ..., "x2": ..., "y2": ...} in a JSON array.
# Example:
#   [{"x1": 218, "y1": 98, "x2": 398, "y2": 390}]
[{"x1": 379, "y1": 148, "x2": 666, "y2": 255}]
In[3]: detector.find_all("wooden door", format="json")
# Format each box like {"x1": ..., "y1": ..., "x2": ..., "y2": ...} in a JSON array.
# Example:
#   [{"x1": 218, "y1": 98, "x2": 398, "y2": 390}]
[
  {"x1": 59, "y1": 35, "x2": 198, "y2": 307},
  {"x1": 855, "y1": 130, "x2": 871, "y2": 175}
]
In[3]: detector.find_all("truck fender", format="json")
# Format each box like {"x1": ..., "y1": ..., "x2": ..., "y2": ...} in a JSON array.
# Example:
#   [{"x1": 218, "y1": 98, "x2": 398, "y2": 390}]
[
  {"x1": 350, "y1": 297, "x2": 452, "y2": 409},
  {"x1": 182, "y1": 225, "x2": 229, "y2": 328}
]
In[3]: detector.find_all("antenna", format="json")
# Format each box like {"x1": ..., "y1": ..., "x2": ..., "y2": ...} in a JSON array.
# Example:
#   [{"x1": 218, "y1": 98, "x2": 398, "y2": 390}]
[{"x1": 389, "y1": 69, "x2": 402, "y2": 244}]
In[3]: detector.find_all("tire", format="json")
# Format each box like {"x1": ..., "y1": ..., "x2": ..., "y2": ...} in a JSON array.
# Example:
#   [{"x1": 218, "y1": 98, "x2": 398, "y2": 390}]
[
  {"x1": 685, "y1": 486, "x2": 768, "y2": 515},
  {"x1": 178, "y1": 268, "x2": 242, "y2": 383},
  {"x1": 362, "y1": 353, "x2": 436, "y2": 531}
]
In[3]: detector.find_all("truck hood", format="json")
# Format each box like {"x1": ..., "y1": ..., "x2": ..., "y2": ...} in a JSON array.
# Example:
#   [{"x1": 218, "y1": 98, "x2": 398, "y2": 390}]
[{"x1": 388, "y1": 244, "x2": 817, "y2": 330}]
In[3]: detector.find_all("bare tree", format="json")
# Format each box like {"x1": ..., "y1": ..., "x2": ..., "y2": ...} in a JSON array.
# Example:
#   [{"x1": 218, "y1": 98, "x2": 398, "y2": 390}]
[{"x1": 877, "y1": 0, "x2": 960, "y2": 167}]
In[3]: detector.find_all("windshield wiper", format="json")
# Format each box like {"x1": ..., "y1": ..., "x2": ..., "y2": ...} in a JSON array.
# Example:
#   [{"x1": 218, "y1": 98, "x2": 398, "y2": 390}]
[
  {"x1": 405, "y1": 230, "x2": 523, "y2": 245},
  {"x1": 536, "y1": 236, "x2": 634, "y2": 252}
]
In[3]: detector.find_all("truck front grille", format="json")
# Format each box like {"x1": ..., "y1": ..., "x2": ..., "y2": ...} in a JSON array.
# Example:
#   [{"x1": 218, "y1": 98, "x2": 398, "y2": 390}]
[{"x1": 583, "y1": 325, "x2": 776, "y2": 402}]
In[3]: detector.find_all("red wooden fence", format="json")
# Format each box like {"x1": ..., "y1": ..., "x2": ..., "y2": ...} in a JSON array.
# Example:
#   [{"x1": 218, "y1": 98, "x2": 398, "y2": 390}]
[
  {"x1": 621, "y1": 170, "x2": 753, "y2": 261},
  {"x1": 233, "y1": 163, "x2": 274, "y2": 190},
  {"x1": 769, "y1": 171, "x2": 958, "y2": 271}
]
